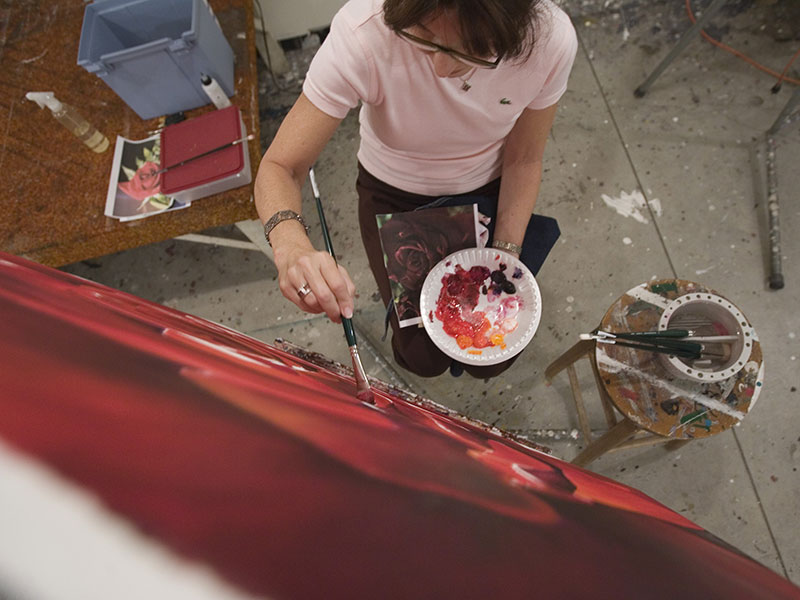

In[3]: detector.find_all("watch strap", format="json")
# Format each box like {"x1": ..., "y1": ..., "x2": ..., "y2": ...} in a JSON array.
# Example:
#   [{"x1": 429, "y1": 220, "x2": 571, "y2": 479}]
[
  {"x1": 491, "y1": 239, "x2": 523, "y2": 255},
  {"x1": 263, "y1": 210, "x2": 309, "y2": 247}
]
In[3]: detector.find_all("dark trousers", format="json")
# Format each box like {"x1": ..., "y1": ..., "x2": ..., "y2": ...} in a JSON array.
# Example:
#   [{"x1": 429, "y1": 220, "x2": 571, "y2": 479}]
[{"x1": 356, "y1": 163, "x2": 560, "y2": 379}]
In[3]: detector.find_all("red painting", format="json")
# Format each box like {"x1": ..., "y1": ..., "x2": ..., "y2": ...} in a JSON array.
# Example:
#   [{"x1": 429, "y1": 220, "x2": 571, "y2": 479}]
[{"x1": 0, "y1": 251, "x2": 797, "y2": 599}]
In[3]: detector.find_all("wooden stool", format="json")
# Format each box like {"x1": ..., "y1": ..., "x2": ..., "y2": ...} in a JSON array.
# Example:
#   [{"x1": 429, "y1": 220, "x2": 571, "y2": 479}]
[
  {"x1": 545, "y1": 337, "x2": 689, "y2": 467},
  {"x1": 545, "y1": 279, "x2": 764, "y2": 468}
]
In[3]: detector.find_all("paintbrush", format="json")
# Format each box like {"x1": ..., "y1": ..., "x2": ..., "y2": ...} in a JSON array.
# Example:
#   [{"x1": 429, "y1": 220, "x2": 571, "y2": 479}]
[
  {"x1": 582, "y1": 331, "x2": 704, "y2": 356},
  {"x1": 610, "y1": 329, "x2": 740, "y2": 343},
  {"x1": 581, "y1": 332, "x2": 727, "y2": 360},
  {"x1": 587, "y1": 330, "x2": 735, "y2": 356},
  {"x1": 154, "y1": 134, "x2": 254, "y2": 175},
  {"x1": 308, "y1": 167, "x2": 375, "y2": 404},
  {"x1": 600, "y1": 331, "x2": 703, "y2": 351},
  {"x1": 591, "y1": 337, "x2": 701, "y2": 359}
]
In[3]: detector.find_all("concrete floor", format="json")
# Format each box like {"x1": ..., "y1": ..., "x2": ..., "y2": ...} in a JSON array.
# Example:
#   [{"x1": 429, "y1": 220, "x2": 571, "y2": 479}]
[{"x1": 62, "y1": 0, "x2": 799, "y2": 584}]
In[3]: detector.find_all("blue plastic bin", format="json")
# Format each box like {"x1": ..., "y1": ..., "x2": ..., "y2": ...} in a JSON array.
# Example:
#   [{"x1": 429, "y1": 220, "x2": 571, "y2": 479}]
[{"x1": 77, "y1": 0, "x2": 234, "y2": 119}]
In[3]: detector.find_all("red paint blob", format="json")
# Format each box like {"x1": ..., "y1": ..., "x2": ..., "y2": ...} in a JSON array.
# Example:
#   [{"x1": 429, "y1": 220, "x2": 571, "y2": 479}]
[{"x1": 435, "y1": 265, "x2": 495, "y2": 349}]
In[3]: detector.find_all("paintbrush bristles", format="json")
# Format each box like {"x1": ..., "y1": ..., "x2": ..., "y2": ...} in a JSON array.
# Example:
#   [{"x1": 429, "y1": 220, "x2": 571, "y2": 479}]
[{"x1": 350, "y1": 345, "x2": 375, "y2": 404}]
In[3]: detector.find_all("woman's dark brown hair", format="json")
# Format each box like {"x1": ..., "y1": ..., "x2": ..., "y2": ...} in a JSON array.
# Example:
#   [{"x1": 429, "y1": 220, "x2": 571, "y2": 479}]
[{"x1": 383, "y1": 0, "x2": 542, "y2": 61}]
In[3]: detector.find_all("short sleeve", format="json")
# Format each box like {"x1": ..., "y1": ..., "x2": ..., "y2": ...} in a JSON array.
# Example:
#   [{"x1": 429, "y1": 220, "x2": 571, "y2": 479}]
[
  {"x1": 527, "y1": 12, "x2": 578, "y2": 110},
  {"x1": 302, "y1": 8, "x2": 375, "y2": 119}
]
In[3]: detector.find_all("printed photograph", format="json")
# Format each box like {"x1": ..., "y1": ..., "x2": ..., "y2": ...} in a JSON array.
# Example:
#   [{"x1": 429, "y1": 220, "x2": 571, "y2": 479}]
[
  {"x1": 104, "y1": 134, "x2": 188, "y2": 221},
  {"x1": 377, "y1": 204, "x2": 479, "y2": 327}
]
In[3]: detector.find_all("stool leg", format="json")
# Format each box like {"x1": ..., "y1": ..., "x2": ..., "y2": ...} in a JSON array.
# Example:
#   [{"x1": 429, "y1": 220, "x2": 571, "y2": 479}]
[
  {"x1": 567, "y1": 364, "x2": 593, "y2": 443},
  {"x1": 572, "y1": 418, "x2": 638, "y2": 468},
  {"x1": 590, "y1": 357, "x2": 618, "y2": 428},
  {"x1": 545, "y1": 339, "x2": 595, "y2": 382},
  {"x1": 634, "y1": 0, "x2": 728, "y2": 97}
]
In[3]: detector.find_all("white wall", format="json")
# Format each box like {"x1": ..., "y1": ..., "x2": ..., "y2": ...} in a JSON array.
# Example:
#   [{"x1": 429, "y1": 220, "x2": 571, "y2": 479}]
[{"x1": 256, "y1": 0, "x2": 348, "y2": 40}]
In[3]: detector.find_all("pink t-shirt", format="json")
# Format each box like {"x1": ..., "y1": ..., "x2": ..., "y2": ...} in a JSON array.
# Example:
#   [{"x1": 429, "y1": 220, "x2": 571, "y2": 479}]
[{"x1": 303, "y1": 0, "x2": 577, "y2": 196}]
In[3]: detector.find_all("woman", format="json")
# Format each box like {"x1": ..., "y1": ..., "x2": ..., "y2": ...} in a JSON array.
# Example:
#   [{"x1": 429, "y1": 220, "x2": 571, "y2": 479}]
[{"x1": 255, "y1": 0, "x2": 577, "y2": 378}]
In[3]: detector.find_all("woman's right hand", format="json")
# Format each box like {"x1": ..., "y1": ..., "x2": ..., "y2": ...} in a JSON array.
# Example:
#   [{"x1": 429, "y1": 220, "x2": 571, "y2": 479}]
[
  {"x1": 275, "y1": 244, "x2": 356, "y2": 324},
  {"x1": 253, "y1": 92, "x2": 351, "y2": 322}
]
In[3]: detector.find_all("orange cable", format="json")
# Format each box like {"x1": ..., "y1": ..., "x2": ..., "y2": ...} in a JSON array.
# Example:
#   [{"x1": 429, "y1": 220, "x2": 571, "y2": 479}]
[
  {"x1": 775, "y1": 46, "x2": 800, "y2": 87},
  {"x1": 685, "y1": 0, "x2": 800, "y2": 87}
]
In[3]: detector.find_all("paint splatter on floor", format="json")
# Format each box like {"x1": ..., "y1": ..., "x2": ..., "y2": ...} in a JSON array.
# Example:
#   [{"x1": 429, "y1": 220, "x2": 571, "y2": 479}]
[{"x1": 601, "y1": 189, "x2": 662, "y2": 224}]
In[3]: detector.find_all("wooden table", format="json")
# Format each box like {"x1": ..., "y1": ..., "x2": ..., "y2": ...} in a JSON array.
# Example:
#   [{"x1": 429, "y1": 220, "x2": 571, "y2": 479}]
[{"x1": 0, "y1": 0, "x2": 261, "y2": 267}]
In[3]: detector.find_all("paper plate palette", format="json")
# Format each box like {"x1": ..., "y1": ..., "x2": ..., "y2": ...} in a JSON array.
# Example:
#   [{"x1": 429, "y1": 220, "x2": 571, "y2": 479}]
[{"x1": 419, "y1": 248, "x2": 542, "y2": 366}]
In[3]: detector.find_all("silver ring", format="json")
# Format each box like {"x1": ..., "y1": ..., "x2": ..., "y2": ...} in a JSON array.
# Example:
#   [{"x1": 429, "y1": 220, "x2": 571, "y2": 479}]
[{"x1": 297, "y1": 283, "x2": 311, "y2": 298}]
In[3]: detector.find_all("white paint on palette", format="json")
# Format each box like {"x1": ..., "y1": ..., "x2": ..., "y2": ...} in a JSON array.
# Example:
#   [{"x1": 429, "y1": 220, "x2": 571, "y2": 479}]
[
  {"x1": 601, "y1": 189, "x2": 663, "y2": 224},
  {"x1": 596, "y1": 352, "x2": 748, "y2": 421},
  {"x1": 695, "y1": 265, "x2": 715, "y2": 275},
  {"x1": 627, "y1": 283, "x2": 670, "y2": 309},
  {"x1": 748, "y1": 361, "x2": 765, "y2": 410}
]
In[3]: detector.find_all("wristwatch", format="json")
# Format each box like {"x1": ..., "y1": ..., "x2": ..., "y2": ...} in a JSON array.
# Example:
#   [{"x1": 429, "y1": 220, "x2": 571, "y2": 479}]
[
  {"x1": 263, "y1": 210, "x2": 309, "y2": 247},
  {"x1": 491, "y1": 239, "x2": 523, "y2": 255}
]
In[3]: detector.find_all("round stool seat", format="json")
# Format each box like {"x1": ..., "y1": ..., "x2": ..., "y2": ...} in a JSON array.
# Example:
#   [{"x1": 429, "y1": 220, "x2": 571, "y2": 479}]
[{"x1": 596, "y1": 279, "x2": 764, "y2": 439}]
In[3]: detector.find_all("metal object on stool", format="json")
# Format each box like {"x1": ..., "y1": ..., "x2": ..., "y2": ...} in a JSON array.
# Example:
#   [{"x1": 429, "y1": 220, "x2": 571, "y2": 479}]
[
  {"x1": 546, "y1": 279, "x2": 764, "y2": 468},
  {"x1": 656, "y1": 293, "x2": 754, "y2": 382}
]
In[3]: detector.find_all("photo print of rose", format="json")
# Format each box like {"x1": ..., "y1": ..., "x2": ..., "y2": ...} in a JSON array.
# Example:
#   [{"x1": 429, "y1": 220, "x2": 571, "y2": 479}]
[
  {"x1": 104, "y1": 134, "x2": 188, "y2": 221},
  {"x1": 377, "y1": 205, "x2": 479, "y2": 327}
]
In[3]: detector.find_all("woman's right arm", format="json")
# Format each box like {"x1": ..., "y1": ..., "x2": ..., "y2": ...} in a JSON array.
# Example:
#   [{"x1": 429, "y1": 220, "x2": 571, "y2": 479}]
[{"x1": 254, "y1": 92, "x2": 355, "y2": 323}]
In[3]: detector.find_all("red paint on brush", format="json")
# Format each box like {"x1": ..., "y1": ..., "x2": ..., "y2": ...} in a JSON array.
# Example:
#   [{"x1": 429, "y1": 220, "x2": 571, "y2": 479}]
[{"x1": 357, "y1": 389, "x2": 376, "y2": 404}]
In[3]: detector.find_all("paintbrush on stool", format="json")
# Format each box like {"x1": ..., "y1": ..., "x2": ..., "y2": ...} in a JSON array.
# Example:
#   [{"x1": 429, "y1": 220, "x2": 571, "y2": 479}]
[
  {"x1": 587, "y1": 330, "x2": 735, "y2": 352},
  {"x1": 583, "y1": 330, "x2": 703, "y2": 355},
  {"x1": 616, "y1": 328, "x2": 740, "y2": 344},
  {"x1": 580, "y1": 331, "x2": 726, "y2": 360},
  {"x1": 309, "y1": 167, "x2": 375, "y2": 404},
  {"x1": 587, "y1": 337, "x2": 703, "y2": 360}
]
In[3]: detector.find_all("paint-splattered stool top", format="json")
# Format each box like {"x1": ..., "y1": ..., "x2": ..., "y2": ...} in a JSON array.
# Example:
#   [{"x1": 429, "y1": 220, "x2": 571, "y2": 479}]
[{"x1": 595, "y1": 279, "x2": 763, "y2": 439}]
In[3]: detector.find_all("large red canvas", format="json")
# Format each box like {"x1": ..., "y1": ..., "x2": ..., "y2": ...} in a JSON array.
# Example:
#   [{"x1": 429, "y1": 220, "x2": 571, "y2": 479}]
[{"x1": 0, "y1": 252, "x2": 797, "y2": 599}]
